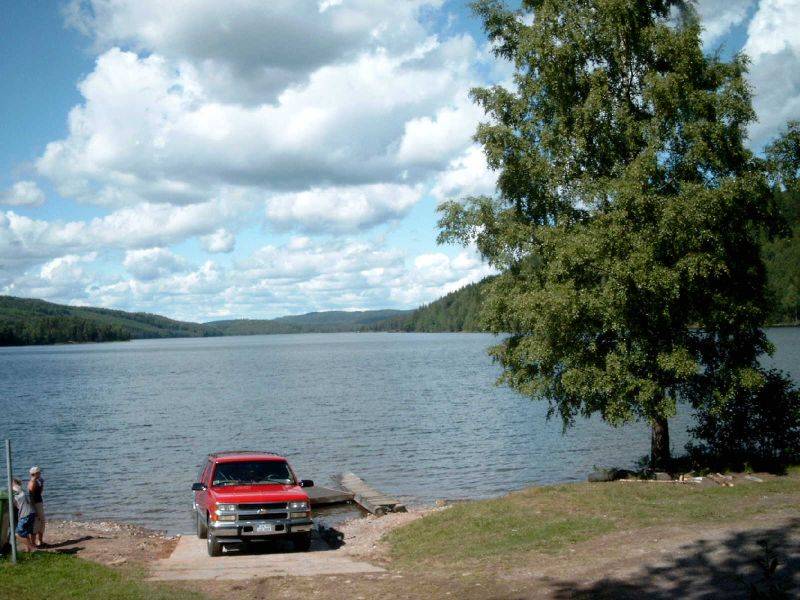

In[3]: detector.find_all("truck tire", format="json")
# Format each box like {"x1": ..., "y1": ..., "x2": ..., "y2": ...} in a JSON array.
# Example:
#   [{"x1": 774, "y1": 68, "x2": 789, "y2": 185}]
[
  {"x1": 207, "y1": 530, "x2": 222, "y2": 557},
  {"x1": 292, "y1": 532, "x2": 311, "y2": 552},
  {"x1": 196, "y1": 510, "x2": 208, "y2": 539}
]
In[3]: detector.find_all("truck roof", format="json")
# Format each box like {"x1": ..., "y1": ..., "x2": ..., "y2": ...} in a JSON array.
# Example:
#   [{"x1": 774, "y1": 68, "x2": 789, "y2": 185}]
[{"x1": 207, "y1": 450, "x2": 286, "y2": 462}]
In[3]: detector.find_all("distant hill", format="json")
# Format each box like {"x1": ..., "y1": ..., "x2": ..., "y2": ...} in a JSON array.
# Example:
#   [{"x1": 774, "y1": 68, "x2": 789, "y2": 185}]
[
  {"x1": 0, "y1": 296, "x2": 220, "y2": 346},
  {"x1": 368, "y1": 278, "x2": 490, "y2": 332},
  {"x1": 207, "y1": 309, "x2": 412, "y2": 335}
]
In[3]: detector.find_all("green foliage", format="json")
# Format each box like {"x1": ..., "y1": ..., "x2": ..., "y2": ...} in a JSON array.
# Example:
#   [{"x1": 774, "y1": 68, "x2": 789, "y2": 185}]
[
  {"x1": 763, "y1": 123, "x2": 800, "y2": 325},
  {"x1": 687, "y1": 370, "x2": 800, "y2": 470},
  {"x1": 439, "y1": 0, "x2": 792, "y2": 464},
  {"x1": 0, "y1": 296, "x2": 221, "y2": 346},
  {"x1": 762, "y1": 192, "x2": 800, "y2": 325}
]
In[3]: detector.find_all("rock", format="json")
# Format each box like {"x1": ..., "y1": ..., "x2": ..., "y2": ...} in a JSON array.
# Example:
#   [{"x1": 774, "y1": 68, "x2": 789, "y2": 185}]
[
  {"x1": 745, "y1": 475, "x2": 764, "y2": 483},
  {"x1": 588, "y1": 468, "x2": 618, "y2": 482},
  {"x1": 435, "y1": 499, "x2": 449, "y2": 507},
  {"x1": 653, "y1": 472, "x2": 672, "y2": 481}
]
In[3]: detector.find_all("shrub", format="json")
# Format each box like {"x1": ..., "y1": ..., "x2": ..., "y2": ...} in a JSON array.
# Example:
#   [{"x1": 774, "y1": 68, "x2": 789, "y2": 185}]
[{"x1": 687, "y1": 369, "x2": 800, "y2": 471}]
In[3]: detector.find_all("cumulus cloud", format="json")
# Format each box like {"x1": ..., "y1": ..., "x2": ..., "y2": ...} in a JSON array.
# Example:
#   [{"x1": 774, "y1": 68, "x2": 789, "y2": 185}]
[
  {"x1": 397, "y1": 97, "x2": 484, "y2": 167},
  {"x1": 1, "y1": 252, "x2": 97, "y2": 302},
  {"x1": 200, "y1": 228, "x2": 235, "y2": 253},
  {"x1": 64, "y1": 0, "x2": 440, "y2": 103},
  {"x1": 37, "y1": 38, "x2": 479, "y2": 210},
  {"x1": 123, "y1": 247, "x2": 188, "y2": 280},
  {"x1": 0, "y1": 181, "x2": 46, "y2": 207},
  {"x1": 695, "y1": 0, "x2": 755, "y2": 46},
  {"x1": 2, "y1": 228, "x2": 492, "y2": 319},
  {"x1": 0, "y1": 198, "x2": 245, "y2": 268},
  {"x1": 37, "y1": 0, "x2": 493, "y2": 239},
  {"x1": 265, "y1": 184, "x2": 422, "y2": 232},
  {"x1": 741, "y1": 0, "x2": 800, "y2": 148},
  {"x1": 431, "y1": 145, "x2": 497, "y2": 201}
]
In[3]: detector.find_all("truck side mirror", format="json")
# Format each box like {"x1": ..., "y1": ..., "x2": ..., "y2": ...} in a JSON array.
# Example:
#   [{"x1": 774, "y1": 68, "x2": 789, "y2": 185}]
[
  {"x1": 300, "y1": 479, "x2": 314, "y2": 488},
  {"x1": 191, "y1": 482, "x2": 206, "y2": 491}
]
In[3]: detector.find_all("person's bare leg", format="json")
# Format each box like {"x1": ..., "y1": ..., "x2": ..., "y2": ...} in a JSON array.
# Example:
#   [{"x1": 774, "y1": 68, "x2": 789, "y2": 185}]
[
  {"x1": 34, "y1": 505, "x2": 45, "y2": 547},
  {"x1": 17, "y1": 534, "x2": 34, "y2": 552}
]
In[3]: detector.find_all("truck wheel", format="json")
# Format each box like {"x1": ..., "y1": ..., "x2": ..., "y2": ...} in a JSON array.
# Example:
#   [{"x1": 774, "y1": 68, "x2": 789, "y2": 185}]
[
  {"x1": 207, "y1": 531, "x2": 222, "y2": 557},
  {"x1": 292, "y1": 532, "x2": 311, "y2": 552},
  {"x1": 196, "y1": 510, "x2": 208, "y2": 539}
]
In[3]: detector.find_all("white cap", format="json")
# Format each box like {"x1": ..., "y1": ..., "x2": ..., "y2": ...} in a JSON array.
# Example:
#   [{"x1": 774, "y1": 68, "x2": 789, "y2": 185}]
[{"x1": 30, "y1": 466, "x2": 41, "y2": 475}]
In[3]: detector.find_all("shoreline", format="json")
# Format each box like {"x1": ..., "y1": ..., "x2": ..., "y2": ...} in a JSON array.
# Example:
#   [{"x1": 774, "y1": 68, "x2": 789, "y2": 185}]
[{"x1": 3, "y1": 323, "x2": 798, "y2": 349}]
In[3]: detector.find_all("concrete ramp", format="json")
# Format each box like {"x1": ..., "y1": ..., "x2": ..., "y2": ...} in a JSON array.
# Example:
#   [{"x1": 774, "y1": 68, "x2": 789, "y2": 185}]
[{"x1": 149, "y1": 535, "x2": 384, "y2": 581}]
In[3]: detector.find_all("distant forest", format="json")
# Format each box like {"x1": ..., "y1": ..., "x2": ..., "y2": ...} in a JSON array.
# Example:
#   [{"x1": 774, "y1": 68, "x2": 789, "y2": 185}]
[
  {"x1": 1, "y1": 190, "x2": 797, "y2": 346},
  {"x1": 366, "y1": 280, "x2": 487, "y2": 332},
  {"x1": 0, "y1": 296, "x2": 221, "y2": 346}
]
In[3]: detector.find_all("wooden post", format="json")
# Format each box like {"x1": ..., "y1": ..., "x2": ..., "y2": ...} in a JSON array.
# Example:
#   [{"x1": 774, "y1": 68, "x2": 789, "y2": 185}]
[{"x1": 5, "y1": 439, "x2": 17, "y2": 564}]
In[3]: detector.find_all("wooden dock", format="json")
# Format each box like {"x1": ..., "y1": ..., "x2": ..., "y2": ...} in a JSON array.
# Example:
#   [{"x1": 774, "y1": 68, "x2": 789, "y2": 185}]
[
  {"x1": 333, "y1": 472, "x2": 406, "y2": 515},
  {"x1": 306, "y1": 485, "x2": 354, "y2": 507}
]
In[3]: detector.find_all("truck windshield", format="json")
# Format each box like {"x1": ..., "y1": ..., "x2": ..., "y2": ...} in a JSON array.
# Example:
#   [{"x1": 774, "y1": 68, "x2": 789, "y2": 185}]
[{"x1": 212, "y1": 461, "x2": 294, "y2": 486}]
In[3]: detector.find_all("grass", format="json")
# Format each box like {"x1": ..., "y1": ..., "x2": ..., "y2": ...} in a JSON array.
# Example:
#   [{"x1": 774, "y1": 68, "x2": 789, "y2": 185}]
[
  {"x1": 388, "y1": 468, "x2": 800, "y2": 564},
  {"x1": 0, "y1": 552, "x2": 202, "y2": 600}
]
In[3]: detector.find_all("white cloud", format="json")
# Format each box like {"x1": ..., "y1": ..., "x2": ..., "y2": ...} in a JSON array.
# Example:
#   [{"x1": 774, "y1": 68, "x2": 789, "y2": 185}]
[
  {"x1": 742, "y1": 0, "x2": 800, "y2": 148},
  {"x1": 0, "y1": 197, "x2": 245, "y2": 268},
  {"x1": 390, "y1": 249, "x2": 494, "y2": 306},
  {"x1": 695, "y1": 0, "x2": 755, "y2": 46},
  {"x1": 39, "y1": 1, "x2": 487, "y2": 235},
  {"x1": 397, "y1": 97, "x2": 483, "y2": 167},
  {"x1": 0, "y1": 181, "x2": 46, "y2": 207},
  {"x1": 65, "y1": 0, "x2": 440, "y2": 103},
  {"x1": 123, "y1": 247, "x2": 188, "y2": 280},
  {"x1": 431, "y1": 145, "x2": 497, "y2": 201},
  {"x1": 265, "y1": 184, "x2": 422, "y2": 232},
  {"x1": 200, "y1": 228, "x2": 235, "y2": 253},
  {"x1": 2, "y1": 252, "x2": 97, "y2": 302}
]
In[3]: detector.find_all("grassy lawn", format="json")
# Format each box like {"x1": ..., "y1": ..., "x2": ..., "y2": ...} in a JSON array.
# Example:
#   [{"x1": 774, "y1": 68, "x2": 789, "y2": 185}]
[
  {"x1": 0, "y1": 552, "x2": 202, "y2": 600},
  {"x1": 388, "y1": 468, "x2": 800, "y2": 564}
]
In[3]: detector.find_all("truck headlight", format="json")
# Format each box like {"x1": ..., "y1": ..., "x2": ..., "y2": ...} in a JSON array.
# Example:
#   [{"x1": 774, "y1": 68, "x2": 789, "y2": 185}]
[
  {"x1": 217, "y1": 514, "x2": 236, "y2": 522},
  {"x1": 216, "y1": 504, "x2": 236, "y2": 512},
  {"x1": 288, "y1": 501, "x2": 309, "y2": 511}
]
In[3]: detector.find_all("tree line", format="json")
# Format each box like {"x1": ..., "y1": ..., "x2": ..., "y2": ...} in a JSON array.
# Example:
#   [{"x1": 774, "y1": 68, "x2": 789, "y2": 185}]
[{"x1": 0, "y1": 316, "x2": 132, "y2": 346}]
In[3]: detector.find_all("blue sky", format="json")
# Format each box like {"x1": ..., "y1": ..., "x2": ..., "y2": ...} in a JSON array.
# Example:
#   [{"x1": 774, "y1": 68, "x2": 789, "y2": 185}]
[{"x1": 1, "y1": 1, "x2": 798, "y2": 321}]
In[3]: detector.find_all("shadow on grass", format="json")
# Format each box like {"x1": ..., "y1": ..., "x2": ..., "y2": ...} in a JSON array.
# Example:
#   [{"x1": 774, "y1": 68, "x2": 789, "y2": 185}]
[{"x1": 550, "y1": 518, "x2": 800, "y2": 599}]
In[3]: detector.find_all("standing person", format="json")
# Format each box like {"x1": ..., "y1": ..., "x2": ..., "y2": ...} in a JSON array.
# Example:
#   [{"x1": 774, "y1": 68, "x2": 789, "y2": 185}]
[
  {"x1": 12, "y1": 478, "x2": 36, "y2": 552},
  {"x1": 29, "y1": 466, "x2": 46, "y2": 548}
]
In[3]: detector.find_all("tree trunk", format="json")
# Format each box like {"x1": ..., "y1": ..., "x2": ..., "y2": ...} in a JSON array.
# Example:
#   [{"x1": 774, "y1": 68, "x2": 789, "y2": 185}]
[{"x1": 650, "y1": 416, "x2": 670, "y2": 469}]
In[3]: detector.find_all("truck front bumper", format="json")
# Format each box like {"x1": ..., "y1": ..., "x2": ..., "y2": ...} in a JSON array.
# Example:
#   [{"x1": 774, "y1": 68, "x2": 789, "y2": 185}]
[{"x1": 209, "y1": 518, "x2": 313, "y2": 540}]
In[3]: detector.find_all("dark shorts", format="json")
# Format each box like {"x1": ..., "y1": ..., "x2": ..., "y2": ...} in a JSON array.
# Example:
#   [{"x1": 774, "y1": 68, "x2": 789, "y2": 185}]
[{"x1": 16, "y1": 513, "x2": 36, "y2": 538}]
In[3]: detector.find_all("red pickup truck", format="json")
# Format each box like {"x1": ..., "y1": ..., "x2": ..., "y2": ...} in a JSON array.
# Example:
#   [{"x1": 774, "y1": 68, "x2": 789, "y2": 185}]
[{"x1": 192, "y1": 451, "x2": 314, "y2": 556}]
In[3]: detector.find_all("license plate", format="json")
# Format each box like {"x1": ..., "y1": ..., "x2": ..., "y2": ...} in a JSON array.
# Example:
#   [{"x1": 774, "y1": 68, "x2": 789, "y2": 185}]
[{"x1": 254, "y1": 523, "x2": 274, "y2": 533}]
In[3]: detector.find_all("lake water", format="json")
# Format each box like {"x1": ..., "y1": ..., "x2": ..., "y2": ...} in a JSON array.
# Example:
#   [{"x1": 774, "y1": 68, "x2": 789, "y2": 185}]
[{"x1": 1, "y1": 329, "x2": 798, "y2": 533}]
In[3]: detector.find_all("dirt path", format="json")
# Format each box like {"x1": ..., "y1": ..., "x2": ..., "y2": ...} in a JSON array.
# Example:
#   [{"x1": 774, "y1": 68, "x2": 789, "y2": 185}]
[
  {"x1": 37, "y1": 520, "x2": 177, "y2": 567},
  {"x1": 149, "y1": 535, "x2": 385, "y2": 581},
  {"x1": 200, "y1": 510, "x2": 800, "y2": 599},
  {"x1": 35, "y1": 504, "x2": 800, "y2": 598}
]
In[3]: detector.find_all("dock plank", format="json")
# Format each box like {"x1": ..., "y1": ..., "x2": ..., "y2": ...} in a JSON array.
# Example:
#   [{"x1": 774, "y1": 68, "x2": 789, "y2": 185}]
[
  {"x1": 333, "y1": 472, "x2": 405, "y2": 515},
  {"x1": 306, "y1": 485, "x2": 354, "y2": 507}
]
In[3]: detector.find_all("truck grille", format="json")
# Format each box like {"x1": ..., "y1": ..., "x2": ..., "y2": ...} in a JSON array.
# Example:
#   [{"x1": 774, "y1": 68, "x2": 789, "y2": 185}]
[
  {"x1": 238, "y1": 502, "x2": 288, "y2": 511},
  {"x1": 247, "y1": 512, "x2": 288, "y2": 521}
]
